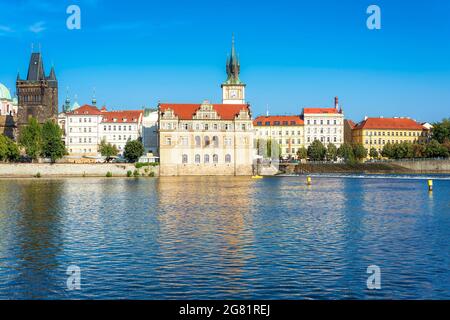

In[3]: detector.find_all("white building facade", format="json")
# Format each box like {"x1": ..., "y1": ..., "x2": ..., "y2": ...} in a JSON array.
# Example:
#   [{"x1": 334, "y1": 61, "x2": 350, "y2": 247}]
[
  {"x1": 64, "y1": 105, "x2": 103, "y2": 156},
  {"x1": 99, "y1": 110, "x2": 143, "y2": 154},
  {"x1": 63, "y1": 105, "x2": 143, "y2": 157},
  {"x1": 303, "y1": 97, "x2": 345, "y2": 148}
]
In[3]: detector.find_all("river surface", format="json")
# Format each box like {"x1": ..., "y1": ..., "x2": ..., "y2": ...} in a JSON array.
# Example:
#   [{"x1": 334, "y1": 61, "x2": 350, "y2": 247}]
[{"x1": 0, "y1": 175, "x2": 449, "y2": 299}]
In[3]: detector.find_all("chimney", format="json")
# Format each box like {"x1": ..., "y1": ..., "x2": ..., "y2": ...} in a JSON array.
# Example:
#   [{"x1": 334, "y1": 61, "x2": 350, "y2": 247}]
[{"x1": 334, "y1": 96, "x2": 339, "y2": 110}]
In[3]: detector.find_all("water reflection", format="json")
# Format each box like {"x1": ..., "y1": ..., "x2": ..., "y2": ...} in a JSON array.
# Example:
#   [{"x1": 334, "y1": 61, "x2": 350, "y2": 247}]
[
  {"x1": 0, "y1": 176, "x2": 449, "y2": 299},
  {"x1": 11, "y1": 180, "x2": 64, "y2": 299},
  {"x1": 154, "y1": 177, "x2": 256, "y2": 298}
]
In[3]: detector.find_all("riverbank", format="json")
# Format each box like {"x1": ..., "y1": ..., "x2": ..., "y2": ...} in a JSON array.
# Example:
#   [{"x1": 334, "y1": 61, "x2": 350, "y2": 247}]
[
  {"x1": 278, "y1": 159, "x2": 450, "y2": 175},
  {"x1": 0, "y1": 163, "x2": 159, "y2": 178}
]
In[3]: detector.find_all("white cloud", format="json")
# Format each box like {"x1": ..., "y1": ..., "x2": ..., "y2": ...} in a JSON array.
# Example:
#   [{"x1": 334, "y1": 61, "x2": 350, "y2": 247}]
[
  {"x1": 0, "y1": 25, "x2": 14, "y2": 37},
  {"x1": 29, "y1": 21, "x2": 46, "y2": 34},
  {"x1": 0, "y1": 25, "x2": 13, "y2": 32}
]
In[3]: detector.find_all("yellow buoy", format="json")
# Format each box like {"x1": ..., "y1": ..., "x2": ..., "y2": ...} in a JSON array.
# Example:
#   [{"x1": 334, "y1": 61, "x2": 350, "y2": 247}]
[
  {"x1": 307, "y1": 176, "x2": 312, "y2": 185},
  {"x1": 252, "y1": 175, "x2": 263, "y2": 179},
  {"x1": 428, "y1": 179, "x2": 433, "y2": 192}
]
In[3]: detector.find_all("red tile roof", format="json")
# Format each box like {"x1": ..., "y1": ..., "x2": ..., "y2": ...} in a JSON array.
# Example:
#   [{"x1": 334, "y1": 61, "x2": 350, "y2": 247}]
[
  {"x1": 354, "y1": 118, "x2": 425, "y2": 130},
  {"x1": 303, "y1": 108, "x2": 339, "y2": 114},
  {"x1": 68, "y1": 105, "x2": 103, "y2": 115},
  {"x1": 159, "y1": 103, "x2": 250, "y2": 120},
  {"x1": 346, "y1": 119, "x2": 356, "y2": 129},
  {"x1": 253, "y1": 115, "x2": 304, "y2": 126},
  {"x1": 101, "y1": 110, "x2": 143, "y2": 123}
]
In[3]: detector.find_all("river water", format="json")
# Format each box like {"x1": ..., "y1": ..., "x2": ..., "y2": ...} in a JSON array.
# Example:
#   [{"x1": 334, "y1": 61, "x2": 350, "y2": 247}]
[{"x1": 0, "y1": 175, "x2": 449, "y2": 299}]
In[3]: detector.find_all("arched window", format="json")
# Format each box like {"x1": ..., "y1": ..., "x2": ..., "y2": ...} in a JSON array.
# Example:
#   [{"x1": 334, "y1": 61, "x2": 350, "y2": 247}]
[
  {"x1": 204, "y1": 154, "x2": 210, "y2": 163},
  {"x1": 212, "y1": 136, "x2": 219, "y2": 147},
  {"x1": 195, "y1": 154, "x2": 201, "y2": 164},
  {"x1": 195, "y1": 136, "x2": 201, "y2": 147},
  {"x1": 182, "y1": 154, "x2": 188, "y2": 164},
  {"x1": 204, "y1": 136, "x2": 210, "y2": 147},
  {"x1": 225, "y1": 154, "x2": 231, "y2": 163},
  {"x1": 213, "y1": 154, "x2": 219, "y2": 164}
]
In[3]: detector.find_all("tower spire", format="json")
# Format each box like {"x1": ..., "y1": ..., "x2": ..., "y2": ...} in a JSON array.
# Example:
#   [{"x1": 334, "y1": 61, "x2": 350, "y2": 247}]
[
  {"x1": 64, "y1": 87, "x2": 71, "y2": 112},
  {"x1": 92, "y1": 87, "x2": 97, "y2": 106},
  {"x1": 224, "y1": 33, "x2": 241, "y2": 84}
]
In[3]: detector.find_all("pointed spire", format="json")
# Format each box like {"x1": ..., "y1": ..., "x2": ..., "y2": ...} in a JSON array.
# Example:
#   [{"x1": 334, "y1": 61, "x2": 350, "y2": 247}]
[
  {"x1": 231, "y1": 33, "x2": 236, "y2": 61},
  {"x1": 224, "y1": 34, "x2": 242, "y2": 84},
  {"x1": 16, "y1": 72, "x2": 21, "y2": 82},
  {"x1": 92, "y1": 87, "x2": 97, "y2": 106},
  {"x1": 72, "y1": 94, "x2": 80, "y2": 110},
  {"x1": 64, "y1": 87, "x2": 71, "y2": 112},
  {"x1": 48, "y1": 66, "x2": 56, "y2": 81}
]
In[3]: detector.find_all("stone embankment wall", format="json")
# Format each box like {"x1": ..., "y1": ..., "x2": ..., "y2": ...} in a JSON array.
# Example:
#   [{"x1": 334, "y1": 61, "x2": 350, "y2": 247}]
[
  {"x1": 0, "y1": 163, "x2": 159, "y2": 178},
  {"x1": 391, "y1": 160, "x2": 450, "y2": 172},
  {"x1": 279, "y1": 160, "x2": 450, "y2": 175}
]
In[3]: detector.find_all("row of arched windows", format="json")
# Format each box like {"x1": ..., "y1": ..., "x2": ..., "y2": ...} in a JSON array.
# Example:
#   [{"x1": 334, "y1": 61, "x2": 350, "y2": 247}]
[
  {"x1": 182, "y1": 154, "x2": 232, "y2": 164},
  {"x1": 195, "y1": 136, "x2": 219, "y2": 147}
]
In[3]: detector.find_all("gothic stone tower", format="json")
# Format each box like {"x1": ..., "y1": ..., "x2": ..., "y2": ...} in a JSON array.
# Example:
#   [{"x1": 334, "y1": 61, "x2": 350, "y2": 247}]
[
  {"x1": 221, "y1": 35, "x2": 246, "y2": 104},
  {"x1": 16, "y1": 52, "x2": 58, "y2": 132}
]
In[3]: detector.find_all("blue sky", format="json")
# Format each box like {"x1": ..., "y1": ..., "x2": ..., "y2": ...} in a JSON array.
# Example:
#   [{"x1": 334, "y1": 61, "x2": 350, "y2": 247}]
[{"x1": 0, "y1": 0, "x2": 449, "y2": 122}]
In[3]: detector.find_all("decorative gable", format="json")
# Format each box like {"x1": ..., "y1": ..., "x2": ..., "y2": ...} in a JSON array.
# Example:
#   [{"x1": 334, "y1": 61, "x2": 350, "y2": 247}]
[{"x1": 192, "y1": 102, "x2": 221, "y2": 120}]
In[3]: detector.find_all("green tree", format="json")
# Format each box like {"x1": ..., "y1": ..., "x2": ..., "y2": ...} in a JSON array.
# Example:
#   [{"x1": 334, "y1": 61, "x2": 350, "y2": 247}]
[
  {"x1": 395, "y1": 142, "x2": 415, "y2": 159},
  {"x1": 41, "y1": 120, "x2": 66, "y2": 163},
  {"x1": 326, "y1": 143, "x2": 338, "y2": 161},
  {"x1": 7, "y1": 138, "x2": 20, "y2": 162},
  {"x1": 353, "y1": 143, "x2": 368, "y2": 162},
  {"x1": 369, "y1": 148, "x2": 379, "y2": 159},
  {"x1": 296, "y1": 147, "x2": 308, "y2": 160},
  {"x1": 99, "y1": 139, "x2": 119, "y2": 162},
  {"x1": 124, "y1": 139, "x2": 145, "y2": 163},
  {"x1": 19, "y1": 117, "x2": 42, "y2": 161},
  {"x1": 443, "y1": 140, "x2": 450, "y2": 154},
  {"x1": 412, "y1": 143, "x2": 426, "y2": 158},
  {"x1": 424, "y1": 140, "x2": 449, "y2": 158},
  {"x1": 431, "y1": 118, "x2": 450, "y2": 143},
  {"x1": 0, "y1": 135, "x2": 9, "y2": 161},
  {"x1": 307, "y1": 140, "x2": 326, "y2": 161},
  {"x1": 381, "y1": 143, "x2": 395, "y2": 159},
  {"x1": 337, "y1": 143, "x2": 355, "y2": 162}
]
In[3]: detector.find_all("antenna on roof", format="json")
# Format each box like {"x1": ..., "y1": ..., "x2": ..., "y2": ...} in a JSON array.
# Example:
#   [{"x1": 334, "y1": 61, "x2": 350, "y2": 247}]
[
  {"x1": 31, "y1": 43, "x2": 34, "y2": 53},
  {"x1": 266, "y1": 104, "x2": 269, "y2": 117}
]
